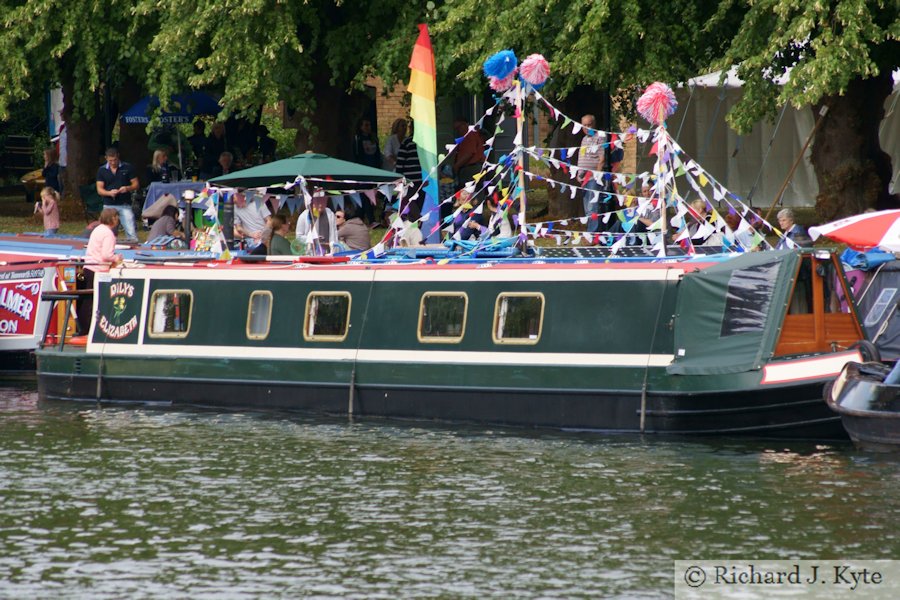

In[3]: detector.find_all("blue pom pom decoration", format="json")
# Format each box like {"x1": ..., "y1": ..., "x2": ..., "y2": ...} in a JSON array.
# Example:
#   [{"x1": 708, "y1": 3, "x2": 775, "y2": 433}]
[{"x1": 483, "y1": 50, "x2": 518, "y2": 80}]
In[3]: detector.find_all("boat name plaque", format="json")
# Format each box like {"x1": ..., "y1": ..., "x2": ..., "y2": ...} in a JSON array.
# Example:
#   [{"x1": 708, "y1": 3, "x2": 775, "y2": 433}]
[{"x1": 93, "y1": 279, "x2": 144, "y2": 344}]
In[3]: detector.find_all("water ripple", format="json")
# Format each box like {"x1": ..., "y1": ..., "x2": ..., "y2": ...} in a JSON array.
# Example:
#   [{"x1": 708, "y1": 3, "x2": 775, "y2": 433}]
[{"x1": 1, "y1": 389, "x2": 899, "y2": 598}]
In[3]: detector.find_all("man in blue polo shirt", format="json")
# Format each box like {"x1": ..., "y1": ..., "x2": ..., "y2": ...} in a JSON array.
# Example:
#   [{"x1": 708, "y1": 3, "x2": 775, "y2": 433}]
[{"x1": 96, "y1": 147, "x2": 140, "y2": 244}]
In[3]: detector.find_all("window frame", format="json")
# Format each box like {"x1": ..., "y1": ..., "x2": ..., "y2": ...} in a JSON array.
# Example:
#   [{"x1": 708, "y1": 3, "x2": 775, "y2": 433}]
[
  {"x1": 417, "y1": 292, "x2": 469, "y2": 344},
  {"x1": 492, "y1": 292, "x2": 545, "y2": 345},
  {"x1": 246, "y1": 290, "x2": 273, "y2": 340},
  {"x1": 147, "y1": 289, "x2": 193, "y2": 339},
  {"x1": 302, "y1": 291, "x2": 352, "y2": 342}
]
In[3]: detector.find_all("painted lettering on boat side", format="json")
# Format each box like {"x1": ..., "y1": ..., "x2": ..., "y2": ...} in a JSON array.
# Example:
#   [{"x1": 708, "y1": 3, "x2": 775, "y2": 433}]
[
  {"x1": 95, "y1": 281, "x2": 140, "y2": 341},
  {"x1": 0, "y1": 278, "x2": 42, "y2": 337},
  {"x1": 0, "y1": 319, "x2": 20, "y2": 334},
  {"x1": 0, "y1": 284, "x2": 36, "y2": 321},
  {"x1": 97, "y1": 314, "x2": 138, "y2": 340},
  {"x1": 108, "y1": 282, "x2": 135, "y2": 299}
]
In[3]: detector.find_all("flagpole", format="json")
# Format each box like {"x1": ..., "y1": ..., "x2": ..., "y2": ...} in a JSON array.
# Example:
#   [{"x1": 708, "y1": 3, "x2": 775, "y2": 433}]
[
  {"x1": 658, "y1": 124, "x2": 668, "y2": 257},
  {"x1": 516, "y1": 81, "x2": 527, "y2": 248}
]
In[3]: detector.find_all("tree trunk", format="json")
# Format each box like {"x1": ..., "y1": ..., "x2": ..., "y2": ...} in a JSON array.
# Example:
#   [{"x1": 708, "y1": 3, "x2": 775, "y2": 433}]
[
  {"x1": 117, "y1": 78, "x2": 150, "y2": 185},
  {"x1": 546, "y1": 86, "x2": 610, "y2": 220},
  {"x1": 812, "y1": 73, "x2": 898, "y2": 221},
  {"x1": 60, "y1": 77, "x2": 104, "y2": 221},
  {"x1": 294, "y1": 77, "x2": 371, "y2": 160}
]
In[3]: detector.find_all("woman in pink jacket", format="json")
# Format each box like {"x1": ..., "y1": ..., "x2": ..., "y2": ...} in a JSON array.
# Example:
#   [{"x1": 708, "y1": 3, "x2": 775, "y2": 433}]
[{"x1": 77, "y1": 208, "x2": 124, "y2": 334}]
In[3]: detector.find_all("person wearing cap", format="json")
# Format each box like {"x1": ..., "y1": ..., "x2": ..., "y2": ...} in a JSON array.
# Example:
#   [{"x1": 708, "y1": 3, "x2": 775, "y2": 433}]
[{"x1": 296, "y1": 192, "x2": 338, "y2": 255}]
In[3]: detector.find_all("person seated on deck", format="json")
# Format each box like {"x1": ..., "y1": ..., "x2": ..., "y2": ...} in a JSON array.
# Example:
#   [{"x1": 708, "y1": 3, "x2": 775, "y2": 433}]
[
  {"x1": 295, "y1": 192, "x2": 338, "y2": 255},
  {"x1": 626, "y1": 182, "x2": 661, "y2": 246},
  {"x1": 443, "y1": 190, "x2": 479, "y2": 241},
  {"x1": 266, "y1": 214, "x2": 293, "y2": 255},
  {"x1": 336, "y1": 206, "x2": 371, "y2": 251},
  {"x1": 147, "y1": 204, "x2": 184, "y2": 241},
  {"x1": 397, "y1": 203, "x2": 424, "y2": 247},
  {"x1": 687, "y1": 199, "x2": 713, "y2": 245},
  {"x1": 776, "y1": 208, "x2": 812, "y2": 249},
  {"x1": 233, "y1": 191, "x2": 272, "y2": 251},
  {"x1": 447, "y1": 196, "x2": 514, "y2": 243},
  {"x1": 76, "y1": 208, "x2": 124, "y2": 335}
]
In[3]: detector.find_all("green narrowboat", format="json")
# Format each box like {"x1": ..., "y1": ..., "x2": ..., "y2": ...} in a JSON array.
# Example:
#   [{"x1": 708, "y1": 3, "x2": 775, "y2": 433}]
[{"x1": 36, "y1": 248, "x2": 868, "y2": 439}]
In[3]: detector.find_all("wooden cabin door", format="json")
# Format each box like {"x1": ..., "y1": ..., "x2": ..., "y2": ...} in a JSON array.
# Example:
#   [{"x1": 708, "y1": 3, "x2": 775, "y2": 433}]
[{"x1": 774, "y1": 255, "x2": 864, "y2": 356}]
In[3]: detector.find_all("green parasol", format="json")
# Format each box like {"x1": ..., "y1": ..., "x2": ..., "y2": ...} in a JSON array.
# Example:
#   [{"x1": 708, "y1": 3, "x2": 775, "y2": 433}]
[{"x1": 207, "y1": 153, "x2": 403, "y2": 190}]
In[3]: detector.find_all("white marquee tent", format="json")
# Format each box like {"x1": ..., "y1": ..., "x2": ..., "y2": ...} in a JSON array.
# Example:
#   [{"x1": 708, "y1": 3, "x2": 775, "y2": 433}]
[{"x1": 635, "y1": 68, "x2": 900, "y2": 208}]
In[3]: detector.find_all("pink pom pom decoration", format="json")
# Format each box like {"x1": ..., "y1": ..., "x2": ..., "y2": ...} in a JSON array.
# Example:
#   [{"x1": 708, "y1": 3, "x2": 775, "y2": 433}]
[
  {"x1": 637, "y1": 82, "x2": 678, "y2": 125},
  {"x1": 519, "y1": 54, "x2": 550, "y2": 88},
  {"x1": 489, "y1": 71, "x2": 517, "y2": 92}
]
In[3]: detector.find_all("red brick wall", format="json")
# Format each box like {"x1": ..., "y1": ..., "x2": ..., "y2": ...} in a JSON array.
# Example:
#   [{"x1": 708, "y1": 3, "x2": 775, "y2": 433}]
[{"x1": 367, "y1": 77, "x2": 409, "y2": 141}]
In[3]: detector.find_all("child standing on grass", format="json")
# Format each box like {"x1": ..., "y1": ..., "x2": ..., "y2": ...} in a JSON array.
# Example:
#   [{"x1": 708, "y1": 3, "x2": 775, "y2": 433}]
[{"x1": 35, "y1": 186, "x2": 60, "y2": 236}]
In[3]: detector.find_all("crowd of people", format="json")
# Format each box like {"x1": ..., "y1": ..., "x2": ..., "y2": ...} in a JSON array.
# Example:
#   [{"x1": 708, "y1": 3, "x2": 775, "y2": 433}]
[{"x1": 44, "y1": 110, "x2": 817, "y2": 258}]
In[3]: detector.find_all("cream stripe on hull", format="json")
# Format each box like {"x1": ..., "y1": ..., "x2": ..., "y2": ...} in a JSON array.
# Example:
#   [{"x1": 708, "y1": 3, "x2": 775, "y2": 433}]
[
  {"x1": 85, "y1": 344, "x2": 676, "y2": 367},
  {"x1": 105, "y1": 265, "x2": 686, "y2": 283}
]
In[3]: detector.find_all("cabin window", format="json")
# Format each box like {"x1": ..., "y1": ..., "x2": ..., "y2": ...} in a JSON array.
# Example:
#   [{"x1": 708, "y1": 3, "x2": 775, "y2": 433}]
[
  {"x1": 864, "y1": 287, "x2": 897, "y2": 328},
  {"x1": 493, "y1": 293, "x2": 544, "y2": 344},
  {"x1": 819, "y1": 260, "x2": 853, "y2": 314},
  {"x1": 418, "y1": 293, "x2": 468, "y2": 343},
  {"x1": 148, "y1": 290, "x2": 192, "y2": 338},
  {"x1": 785, "y1": 258, "x2": 814, "y2": 315},
  {"x1": 720, "y1": 261, "x2": 779, "y2": 336},
  {"x1": 304, "y1": 292, "x2": 351, "y2": 341},
  {"x1": 246, "y1": 291, "x2": 273, "y2": 340}
]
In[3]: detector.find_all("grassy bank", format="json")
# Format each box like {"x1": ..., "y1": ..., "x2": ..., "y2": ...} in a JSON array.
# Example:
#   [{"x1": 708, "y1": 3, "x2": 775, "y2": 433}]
[{"x1": 0, "y1": 194, "x2": 94, "y2": 237}]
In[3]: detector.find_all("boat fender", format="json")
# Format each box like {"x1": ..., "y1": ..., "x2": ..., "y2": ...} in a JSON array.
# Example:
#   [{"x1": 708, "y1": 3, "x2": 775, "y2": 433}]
[{"x1": 849, "y1": 340, "x2": 881, "y2": 363}]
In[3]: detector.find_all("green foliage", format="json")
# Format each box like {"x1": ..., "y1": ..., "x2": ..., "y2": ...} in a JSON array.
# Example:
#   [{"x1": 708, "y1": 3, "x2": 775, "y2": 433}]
[
  {"x1": 1, "y1": 0, "x2": 895, "y2": 162},
  {"x1": 142, "y1": 0, "x2": 306, "y2": 118},
  {"x1": 142, "y1": 0, "x2": 430, "y2": 123},
  {"x1": 715, "y1": 0, "x2": 899, "y2": 133},
  {"x1": 0, "y1": 0, "x2": 159, "y2": 120},
  {"x1": 367, "y1": 0, "x2": 745, "y2": 101}
]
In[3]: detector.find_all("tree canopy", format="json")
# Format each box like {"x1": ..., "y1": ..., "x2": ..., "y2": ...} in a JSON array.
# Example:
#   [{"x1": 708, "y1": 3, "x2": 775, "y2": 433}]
[
  {"x1": 715, "y1": 0, "x2": 898, "y2": 132},
  {"x1": 0, "y1": 0, "x2": 895, "y2": 215}
]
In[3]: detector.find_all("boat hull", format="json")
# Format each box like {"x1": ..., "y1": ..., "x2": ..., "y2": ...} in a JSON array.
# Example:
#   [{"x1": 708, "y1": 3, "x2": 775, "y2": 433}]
[
  {"x1": 37, "y1": 352, "x2": 847, "y2": 439},
  {"x1": 826, "y1": 362, "x2": 900, "y2": 450}
]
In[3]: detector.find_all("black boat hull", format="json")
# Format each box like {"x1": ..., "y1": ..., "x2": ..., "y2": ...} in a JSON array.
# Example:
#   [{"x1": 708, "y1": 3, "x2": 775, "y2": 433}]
[
  {"x1": 38, "y1": 368, "x2": 847, "y2": 440},
  {"x1": 826, "y1": 362, "x2": 900, "y2": 451}
]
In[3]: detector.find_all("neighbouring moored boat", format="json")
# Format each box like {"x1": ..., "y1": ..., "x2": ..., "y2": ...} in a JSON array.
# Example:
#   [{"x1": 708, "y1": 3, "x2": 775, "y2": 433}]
[
  {"x1": 0, "y1": 234, "x2": 215, "y2": 377},
  {"x1": 0, "y1": 261, "x2": 64, "y2": 376},
  {"x1": 36, "y1": 246, "x2": 868, "y2": 439},
  {"x1": 826, "y1": 361, "x2": 900, "y2": 451}
]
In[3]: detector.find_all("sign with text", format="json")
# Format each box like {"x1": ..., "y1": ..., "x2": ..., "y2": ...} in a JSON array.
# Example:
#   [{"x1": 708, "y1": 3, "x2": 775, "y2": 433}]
[
  {"x1": 92, "y1": 279, "x2": 144, "y2": 344},
  {"x1": 0, "y1": 270, "x2": 44, "y2": 337}
]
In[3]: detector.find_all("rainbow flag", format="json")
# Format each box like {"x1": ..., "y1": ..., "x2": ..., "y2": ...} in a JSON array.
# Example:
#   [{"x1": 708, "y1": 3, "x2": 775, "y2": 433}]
[{"x1": 408, "y1": 24, "x2": 440, "y2": 243}]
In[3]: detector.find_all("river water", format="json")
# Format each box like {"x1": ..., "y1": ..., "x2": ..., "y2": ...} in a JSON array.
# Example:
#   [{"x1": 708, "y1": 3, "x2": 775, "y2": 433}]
[{"x1": 1, "y1": 385, "x2": 899, "y2": 599}]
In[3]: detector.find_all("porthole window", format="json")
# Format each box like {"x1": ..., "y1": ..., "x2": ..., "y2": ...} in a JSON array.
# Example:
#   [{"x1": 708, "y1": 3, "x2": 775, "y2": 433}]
[
  {"x1": 303, "y1": 292, "x2": 351, "y2": 341},
  {"x1": 247, "y1": 291, "x2": 273, "y2": 340},
  {"x1": 493, "y1": 293, "x2": 544, "y2": 344},
  {"x1": 148, "y1": 290, "x2": 193, "y2": 338},
  {"x1": 418, "y1": 293, "x2": 468, "y2": 343}
]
